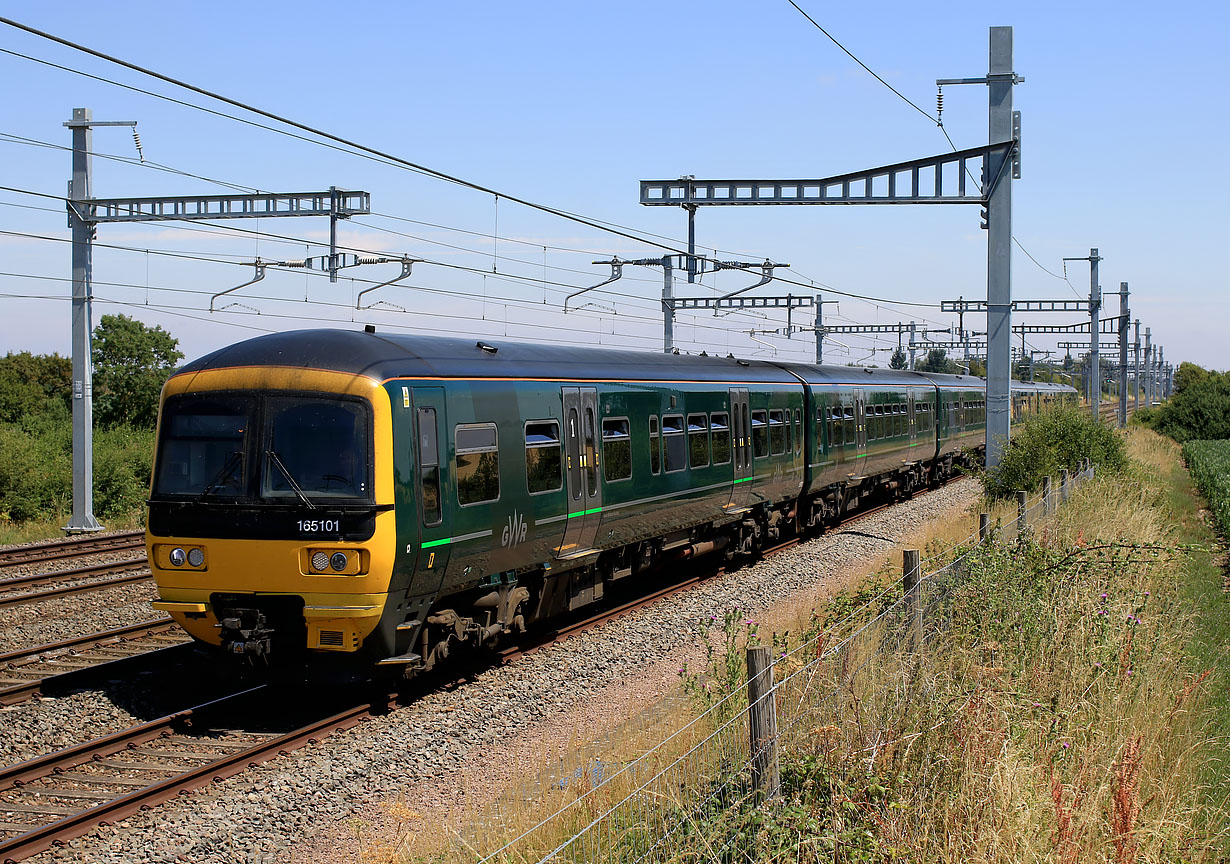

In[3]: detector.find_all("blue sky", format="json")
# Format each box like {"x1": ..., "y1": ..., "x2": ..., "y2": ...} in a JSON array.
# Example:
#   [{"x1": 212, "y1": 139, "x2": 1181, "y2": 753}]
[{"x1": 1, "y1": 1, "x2": 1224, "y2": 371}]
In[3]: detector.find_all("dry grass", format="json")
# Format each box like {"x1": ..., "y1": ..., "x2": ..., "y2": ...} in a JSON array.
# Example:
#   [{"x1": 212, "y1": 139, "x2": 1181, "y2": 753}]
[{"x1": 385, "y1": 430, "x2": 1229, "y2": 862}]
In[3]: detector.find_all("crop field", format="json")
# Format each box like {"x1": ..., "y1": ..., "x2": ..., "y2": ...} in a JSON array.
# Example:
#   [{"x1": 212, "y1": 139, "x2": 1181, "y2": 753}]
[{"x1": 1182, "y1": 439, "x2": 1230, "y2": 538}]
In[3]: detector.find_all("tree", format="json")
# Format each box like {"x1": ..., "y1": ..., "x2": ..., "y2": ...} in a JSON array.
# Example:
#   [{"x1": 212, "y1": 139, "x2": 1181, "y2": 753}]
[
  {"x1": 0, "y1": 351, "x2": 71, "y2": 424},
  {"x1": 92, "y1": 314, "x2": 183, "y2": 429},
  {"x1": 1150, "y1": 362, "x2": 1230, "y2": 442},
  {"x1": 916, "y1": 348, "x2": 957, "y2": 374},
  {"x1": 889, "y1": 347, "x2": 908, "y2": 370}
]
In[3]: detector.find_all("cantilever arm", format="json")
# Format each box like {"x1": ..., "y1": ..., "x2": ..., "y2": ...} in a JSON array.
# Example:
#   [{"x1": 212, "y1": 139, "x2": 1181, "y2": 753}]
[
  {"x1": 210, "y1": 260, "x2": 268, "y2": 312},
  {"x1": 714, "y1": 260, "x2": 788, "y2": 314},
  {"x1": 565, "y1": 259, "x2": 623, "y2": 312},
  {"x1": 356, "y1": 258, "x2": 418, "y2": 310}
]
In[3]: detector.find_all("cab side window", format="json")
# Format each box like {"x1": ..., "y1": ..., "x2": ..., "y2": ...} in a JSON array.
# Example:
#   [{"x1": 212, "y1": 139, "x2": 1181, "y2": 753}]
[{"x1": 418, "y1": 408, "x2": 442, "y2": 525}]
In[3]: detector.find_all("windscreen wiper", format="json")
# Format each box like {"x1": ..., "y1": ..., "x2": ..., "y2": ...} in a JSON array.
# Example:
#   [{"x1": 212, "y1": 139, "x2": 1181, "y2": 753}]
[
  {"x1": 197, "y1": 450, "x2": 243, "y2": 502},
  {"x1": 265, "y1": 450, "x2": 316, "y2": 510}
]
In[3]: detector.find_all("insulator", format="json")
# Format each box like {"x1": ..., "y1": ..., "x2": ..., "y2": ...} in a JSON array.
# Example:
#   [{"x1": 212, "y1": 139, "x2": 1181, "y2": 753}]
[
  {"x1": 131, "y1": 128, "x2": 145, "y2": 162},
  {"x1": 936, "y1": 87, "x2": 944, "y2": 126},
  {"x1": 356, "y1": 256, "x2": 385, "y2": 265},
  {"x1": 282, "y1": 259, "x2": 308, "y2": 268}
]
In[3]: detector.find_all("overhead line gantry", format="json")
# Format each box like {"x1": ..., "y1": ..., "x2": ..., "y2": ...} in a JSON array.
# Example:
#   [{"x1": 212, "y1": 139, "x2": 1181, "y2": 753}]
[{"x1": 639, "y1": 28, "x2": 1022, "y2": 467}]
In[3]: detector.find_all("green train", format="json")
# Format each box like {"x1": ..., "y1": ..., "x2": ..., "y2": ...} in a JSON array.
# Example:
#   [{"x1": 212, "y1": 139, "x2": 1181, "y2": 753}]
[{"x1": 146, "y1": 328, "x2": 1073, "y2": 675}]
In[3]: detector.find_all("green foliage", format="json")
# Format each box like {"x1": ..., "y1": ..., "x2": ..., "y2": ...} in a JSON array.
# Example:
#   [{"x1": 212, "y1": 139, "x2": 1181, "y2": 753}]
[
  {"x1": 0, "y1": 351, "x2": 71, "y2": 423},
  {"x1": 92, "y1": 314, "x2": 183, "y2": 429},
  {"x1": 1148, "y1": 362, "x2": 1230, "y2": 443},
  {"x1": 0, "y1": 421, "x2": 153, "y2": 524},
  {"x1": 916, "y1": 347, "x2": 959, "y2": 374},
  {"x1": 984, "y1": 404, "x2": 1127, "y2": 499},
  {"x1": 1182, "y1": 439, "x2": 1230, "y2": 539},
  {"x1": 888, "y1": 347, "x2": 907, "y2": 370}
]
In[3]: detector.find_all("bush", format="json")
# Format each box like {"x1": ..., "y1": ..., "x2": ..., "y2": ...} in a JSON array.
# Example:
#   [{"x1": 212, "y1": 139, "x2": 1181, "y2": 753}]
[
  {"x1": 1182, "y1": 439, "x2": 1230, "y2": 539},
  {"x1": 984, "y1": 404, "x2": 1127, "y2": 499},
  {"x1": 1148, "y1": 363, "x2": 1230, "y2": 443},
  {"x1": 0, "y1": 421, "x2": 153, "y2": 525}
]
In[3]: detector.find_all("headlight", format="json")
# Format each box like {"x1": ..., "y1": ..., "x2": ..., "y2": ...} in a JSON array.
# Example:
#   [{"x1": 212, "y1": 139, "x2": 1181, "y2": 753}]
[
  {"x1": 330, "y1": 552, "x2": 348, "y2": 572},
  {"x1": 169, "y1": 547, "x2": 186, "y2": 567},
  {"x1": 186, "y1": 548, "x2": 205, "y2": 567},
  {"x1": 311, "y1": 552, "x2": 329, "y2": 572}
]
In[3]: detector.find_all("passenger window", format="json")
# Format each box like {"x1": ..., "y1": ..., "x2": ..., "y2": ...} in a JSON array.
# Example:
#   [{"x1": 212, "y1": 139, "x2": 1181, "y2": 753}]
[
  {"x1": 769, "y1": 409, "x2": 785, "y2": 454},
  {"x1": 418, "y1": 407, "x2": 442, "y2": 525},
  {"x1": 751, "y1": 410, "x2": 769, "y2": 458},
  {"x1": 525, "y1": 420, "x2": 562, "y2": 494},
  {"x1": 687, "y1": 414, "x2": 709, "y2": 468},
  {"x1": 795, "y1": 409, "x2": 802, "y2": 455},
  {"x1": 710, "y1": 412, "x2": 731, "y2": 465},
  {"x1": 649, "y1": 415, "x2": 660, "y2": 475},
  {"x1": 844, "y1": 406, "x2": 856, "y2": 445},
  {"x1": 456, "y1": 423, "x2": 499, "y2": 506},
  {"x1": 602, "y1": 417, "x2": 631, "y2": 482},
  {"x1": 583, "y1": 406, "x2": 598, "y2": 496},
  {"x1": 663, "y1": 414, "x2": 686, "y2": 472}
]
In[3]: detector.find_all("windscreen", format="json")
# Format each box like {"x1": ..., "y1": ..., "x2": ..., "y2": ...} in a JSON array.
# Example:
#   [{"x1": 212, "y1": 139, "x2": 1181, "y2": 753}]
[
  {"x1": 262, "y1": 397, "x2": 369, "y2": 499},
  {"x1": 152, "y1": 392, "x2": 371, "y2": 502},
  {"x1": 153, "y1": 396, "x2": 250, "y2": 497}
]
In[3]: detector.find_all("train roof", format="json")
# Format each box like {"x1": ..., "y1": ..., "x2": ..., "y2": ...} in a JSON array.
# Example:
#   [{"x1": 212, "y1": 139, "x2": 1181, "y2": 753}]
[
  {"x1": 173, "y1": 328, "x2": 1076, "y2": 394},
  {"x1": 173, "y1": 328, "x2": 800, "y2": 385}
]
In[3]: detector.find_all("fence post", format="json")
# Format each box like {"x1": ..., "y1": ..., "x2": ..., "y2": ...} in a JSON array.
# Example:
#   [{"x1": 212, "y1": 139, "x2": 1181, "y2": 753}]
[
  {"x1": 902, "y1": 549, "x2": 922, "y2": 652},
  {"x1": 979, "y1": 512, "x2": 990, "y2": 542},
  {"x1": 746, "y1": 646, "x2": 780, "y2": 801},
  {"x1": 1016, "y1": 491, "x2": 1028, "y2": 535},
  {"x1": 1042, "y1": 476, "x2": 1053, "y2": 515},
  {"x1": 1088, "y1": 458, "x2": 1095, "y2": 480},
  {"x1": 1061, "y1": 468, "x2": 1070, "y2": 502}
]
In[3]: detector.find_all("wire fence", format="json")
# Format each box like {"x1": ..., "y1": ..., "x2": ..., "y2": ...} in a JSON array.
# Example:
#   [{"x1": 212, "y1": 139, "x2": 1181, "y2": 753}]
[{"x1": 460, "y1": 461, "x2": 1097, "y2": 863}]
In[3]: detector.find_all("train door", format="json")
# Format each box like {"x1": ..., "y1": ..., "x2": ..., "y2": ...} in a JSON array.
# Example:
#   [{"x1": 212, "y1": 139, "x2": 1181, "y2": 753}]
[
  {"x1": 853, "y1": 390, "x2": 868, "y2": 468},
  {"x1": 558, "y1": 387, "x2": 602, "y2": 557},
  {"x1": 726, "y1": 387, "x2": 752, "y2": 512},
  {"x1": 907, "y1": 390, "x2": 917, "y2": 447},
  {"x1": 410, "y1": 387, "x2": 450, "y2": 590}
]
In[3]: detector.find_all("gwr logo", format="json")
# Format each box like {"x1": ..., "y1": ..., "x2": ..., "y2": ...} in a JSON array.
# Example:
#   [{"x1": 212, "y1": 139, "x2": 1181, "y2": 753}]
[{"x1": 501, "y1": 510, "x2": 529, "y2": 548}]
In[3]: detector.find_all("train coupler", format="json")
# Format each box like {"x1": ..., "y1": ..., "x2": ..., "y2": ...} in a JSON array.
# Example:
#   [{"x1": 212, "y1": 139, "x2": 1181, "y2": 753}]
[{"x1": 217, "y1": 608, "x2": 274, "y2": 658}]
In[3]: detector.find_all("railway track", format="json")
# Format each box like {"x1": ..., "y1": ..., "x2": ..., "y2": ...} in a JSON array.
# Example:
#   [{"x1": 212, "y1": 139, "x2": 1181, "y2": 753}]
[
  {"x1": 0, "y1": 561, "x2": 152, "y2": 611},
  {"x1": 0, "y1": 480, "x2": 949, "y2": 860},
  {"x1": 0, "y1": 685, "x2": 390, "y2": 862},
  {"x1": 0, "y1": 619, "x2": 187, "y2": 706},
  {"x1": 0, "y1": 531, "x2": 145, "y2": 570}
]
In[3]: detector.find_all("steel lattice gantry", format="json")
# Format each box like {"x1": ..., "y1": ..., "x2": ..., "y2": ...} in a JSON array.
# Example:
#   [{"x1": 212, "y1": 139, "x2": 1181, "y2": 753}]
[
  {"x1": 63, "y1": 108, "x2": 371, "y2": 532},
  {"x1": 640, "y1": 28, "x2": 1022, "y2": 467}
]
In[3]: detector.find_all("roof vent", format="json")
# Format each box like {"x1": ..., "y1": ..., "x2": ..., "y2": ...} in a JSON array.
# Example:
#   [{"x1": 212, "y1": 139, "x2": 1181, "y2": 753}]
[
  {"x1": 864, "y1": 367, "x2": 874, "y2": 373},
  {"x1": 476, "y1": 341, "x2": 498, "y2": 354},
  {"x1": 737, "y1": 359, "x2": 750, "y2": 367},
  {"x1": 364, "y1": 324, "x2": 376, "y2": 334}
]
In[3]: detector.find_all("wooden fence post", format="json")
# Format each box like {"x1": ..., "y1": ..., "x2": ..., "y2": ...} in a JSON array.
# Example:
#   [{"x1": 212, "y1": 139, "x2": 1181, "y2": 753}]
[
  {"x1": 1016, "y1": 491, "x2": 1028, "y2": 535},
  {"x1": 1061, "y1": 468, "x2": 1070, "y2": 503},
  {"x1": 746, "y1": 646, "x2": 780, "y2": 801},
  {"x1": 1042, "y1": 476, "x2": 1053, "y2": 515},
  {"x1": 979, "y1": 512, "x2": 990, "y2": 542},
  {"x1": 902, "y1": 549, "x2": 922, "y2": 652}
]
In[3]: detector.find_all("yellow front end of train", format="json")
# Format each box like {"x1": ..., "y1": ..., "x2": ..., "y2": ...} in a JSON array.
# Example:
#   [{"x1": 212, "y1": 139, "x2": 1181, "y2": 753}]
[{"x1": 146, "y1": 367, "x2": 400, "y2": 660}]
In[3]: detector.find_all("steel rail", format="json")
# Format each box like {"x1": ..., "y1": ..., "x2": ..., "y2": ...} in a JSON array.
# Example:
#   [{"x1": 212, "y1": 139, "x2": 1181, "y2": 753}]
[
  {"x1": 0, "y1": 559, "x2": 150, "y2": 593},
  {"x1": 0, "y1": 531, "x2": 145, "y2": 569},
  {"x1": 0, "y1": 572, "x2": 152, "y2": 610},
  {"x1": 0, "y1": 621, "x2": 184, "y2": 706},
  {"x1": 0, "y1": 687, "x2": 392, "y2": 863}
]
